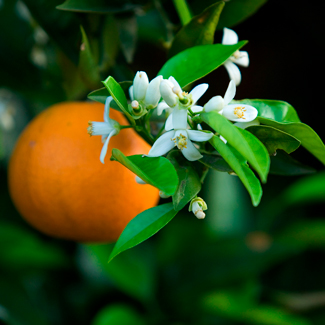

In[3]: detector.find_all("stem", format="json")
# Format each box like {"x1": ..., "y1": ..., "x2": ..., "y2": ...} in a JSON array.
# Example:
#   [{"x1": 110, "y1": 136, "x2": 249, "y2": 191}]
[
  {"x1": 173, "y1": 0, "x2": 192, "y2": 25},
  {"x1": 119, "y1": 125, "x2": 133, "y2": 129}
]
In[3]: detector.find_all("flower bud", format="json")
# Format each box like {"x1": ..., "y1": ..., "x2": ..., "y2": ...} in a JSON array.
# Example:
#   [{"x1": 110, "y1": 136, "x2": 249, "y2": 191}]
[
  {"x1": 133, "y1": 71, "x2": 149, "y2": 101},
  {"x1": 189, "y1": 197, "x2": 208, "y2": 219},
  {"x1": 204, "y1": 96, "x2": 224, "y2": 112},
  {"x1": 144, "y1": 75, "x2": 163, "y2": 109},
  {"x1": 135, "y1": 176, "x2": 146, "y2": 184},
  {"x1": 159, "y1": 191, "x2": 171, "y2": 199},
  {"x1": 160, "y1": 80, "x2": 177, "y2": 108}
]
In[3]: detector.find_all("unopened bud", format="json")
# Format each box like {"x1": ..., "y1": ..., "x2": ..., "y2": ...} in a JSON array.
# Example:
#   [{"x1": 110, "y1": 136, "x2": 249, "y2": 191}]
[
  {"x1": 133, "y1": 71, "x2": 149, "y2": 101},
  {"x1": 189, "y1": 197, "x2": 208, "y2": 220},
  {"x1": 160, "y1": 80, "x2": 177, "y2": 108},
  {"x1": 144, "y1": 75, "x2": 163, "y2": 109},
  {"x1": 131, "y1": 100, "x2": 139, "y2": 109},
  {"x1": 135, "y1": 176, "x2": 146, "y2": 184}
]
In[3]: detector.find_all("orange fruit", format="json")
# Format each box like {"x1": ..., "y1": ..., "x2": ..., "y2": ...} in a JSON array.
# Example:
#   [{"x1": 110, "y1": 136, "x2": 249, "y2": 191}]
[{"x1": 8, "y1": 101, "x2": 159, "y2": 243}]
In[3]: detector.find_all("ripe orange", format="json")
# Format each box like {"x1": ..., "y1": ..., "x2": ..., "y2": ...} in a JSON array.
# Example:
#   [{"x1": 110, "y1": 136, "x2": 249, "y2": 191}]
[{"x1": 8, "y1": 101, "x2": 159, "y2": 243}]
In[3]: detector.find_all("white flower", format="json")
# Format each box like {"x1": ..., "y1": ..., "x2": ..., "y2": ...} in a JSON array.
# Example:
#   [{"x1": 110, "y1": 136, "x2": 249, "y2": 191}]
[
  {"x1": 157, "y1": 76, "x2": 208, "y2": 116},
  {"x1": 189, "y1": 197, "x2": 207, "y2": 219},
  {"x1": 129, "y1": 72, "x2": 163, "y2": 110},
  {"x1": 222, "y1": 28, "x2": 249, "y2": 86},
  {"x1": 87, "y1": 96, "x2": 120, "y2": 164},
  {"x1": 147, "y1": 108, "x2": 213, "y2": 161},
  {"x1": 197, "y1": 80, "x2": 258, "y2": 122}
]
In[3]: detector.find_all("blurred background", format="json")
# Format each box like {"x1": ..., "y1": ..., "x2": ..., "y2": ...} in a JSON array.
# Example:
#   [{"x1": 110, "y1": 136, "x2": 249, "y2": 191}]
[{"x1": 1, "y1": 0, "x2": 325, "y2": 324}]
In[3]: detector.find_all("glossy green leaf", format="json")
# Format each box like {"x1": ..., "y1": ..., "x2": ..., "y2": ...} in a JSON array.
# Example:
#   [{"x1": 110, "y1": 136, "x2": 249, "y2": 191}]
[
  {"x1": 102, "y1": 76, "x2": 134, "y2": 123},
  {"x1": 158, "y1": 41, "x2": 247, "y2": 88},
  {"x1": 57, "y1": 0, "x2": 138, "y2": 13},
  {"x1": 168, "y1": 1, "x2": 225, "y2": 58},
  {"x1": 234, "y1": 99, "x2": 301, "y2": 123},
  {"x1": 269, "y1": 150, "x2": 316, "y2": 176},
  {"x1": 88, "y1": 81, "x2": 132, "y2": 106},
  {"x1": 258, "y1": 117, "x2": 325, "y2": 165},
  {"x1": 217, "y1": 0, "x2": 268, "y2": 29},
  {"x1": 209, "y1": 135, "x2": 262, "y2": 206},
  {"x1": 111, "y1": 149, "x2": 178, "y2": 196},
  {"x1": 79, "y1": 26, "x2": 101, "y2": 88},
  {"x1": 200, "y1": 153, "x2": 232, "y2": 172},
  {"x1": 92, "y1": 304, "x2": 146, "y2": 325},
  {"x1": 201, "y1": 111, "x2": 270, "y2": 182},
  {"x1": 167, "y1": 151, "x2": 201, "y2": 211},
  {"x1": 108, "y1": 203, "x2": 177, "y2": 262},
  {"x1": 246, "y1": 125, "x2": 301, "y2": 155}
]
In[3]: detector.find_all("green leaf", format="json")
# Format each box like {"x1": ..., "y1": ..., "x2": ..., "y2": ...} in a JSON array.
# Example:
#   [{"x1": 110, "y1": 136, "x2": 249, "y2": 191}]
[
  {"x1": 168, "y1": 1, "x2": 225, "y2": 58},
  {"x1": 88, "y1": 81, "x2": 132, "y2": 105},
  {"x1": 92, "y1": 304, "x2": 146, "y2": 325},
  {"x1": 234, "y1": 99, "x2": 301, "y2": 123},
  {"x1": 209, "y1": 135, "x2": 262, "y2": 206},
  {"x1": 201, "y1": 111, "x2": 270, "y2": 182},
  {"x1": 57, "y1": 0, "x2": 138, "y2": 13},
  {"x1": 200, "y1": 153, "x2": 232, "y2": 172},
  {"x1": 79, "y1": 26, "x2": 101, "y2": 88},
  {"x1": 246, "y1": 125, "x2": 301, "y2": 155},
  {"x1": 258, "y1": 117, "x2": 325, "y2": 165},
  {"x1": 111, "y1": 149, "x2": 178, "y2": 196},
  {"x1": 158, "y1": 41, "x2": 247, "y2": 88},
  {"x1": 167, "y1": 151, "x2": 201, "y2": 211},
  {"x1": 108, "y1": 203, "x2": 177, "y2": 262},
  {"x1": 216, "y1": 0, "x2": 268, "y2": 29},
  {"x1": 102, "y1": 76, "x2": 134, "y2": 123},
  {"x1": 269, "y1": 150, "x2": 316, "y2": 176}
]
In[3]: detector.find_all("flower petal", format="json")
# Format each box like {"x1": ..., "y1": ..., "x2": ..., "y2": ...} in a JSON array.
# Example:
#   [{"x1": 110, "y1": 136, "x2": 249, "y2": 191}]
[
  {"x1": 222, "y1": 28, "x2": 238, "y2": 45},
  {"x1": 224, "y1": 60, "x2": 242, "y2": 86},
  {"x1": 147, "y1": 130, "x2": 176, "y2": 157},
  {"x1": 168, "y1": 76, "x2": 181, "y2": 89},
  {"x1": 90, "y1": 121, "x2": 113, "y2": 136},
  {"x1": 172, "y1": 108, "x2": 188, "y2": 130},
  {"x1": 189, "y1": 83, "x2": 209, "y2": 103},
  {"x1": 222, "y1": 104, "x2": 258, "y2": 122},
  {"x1": 135, "y1": 176, "x2": 146, "y2": 184},
  {"x1": 133, "y1": 71, "x2": 149, "y2": 101},
  {"x1": 234, "y1": 119, "x2": 260, "y2": 129},
  {"x1": 157, "y1": 101, "x2": 170, "y2": 116},
  {"x1": 103, "y1": 96, "x2": 113, "y2": 122},
  {"x1": 223, "y1": 80, "x2": 236, "y2": 106},
  {"x1": 145, "y1": 75, "x2": 163, "y2": 109},
  {"x1": 187, "y1": 130, "x2": 213, "y2": 142},
  {"x1": 191, "y1": 105, "x2": 204, "y2": 113},
  {"x1": 204, "y1": 96, "x2": 224, "y2": 112},
  {"x1": 165, "y1": 114, "x2": 173, "y2": 131},
  {"x1": 160, "y1": 79, "x2": 177, "y2": 107},
  {"x1": 100, "y1": 129, "x2": 118, "y2": 164},
  {"x1": 234, "y1": 51, "x2": 249, "y2": 67},
  {"x1": 181, "y1": 139, "x2": 203, "y2": 161},
  {"x1": 128, "y1": 86, "x2": 134, "y2": 101}
]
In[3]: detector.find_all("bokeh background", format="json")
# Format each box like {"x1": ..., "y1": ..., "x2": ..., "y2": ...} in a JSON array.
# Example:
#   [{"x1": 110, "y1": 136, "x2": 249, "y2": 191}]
[{"x1": 1, "y1": 0, "x2": 325, "y2": 324}]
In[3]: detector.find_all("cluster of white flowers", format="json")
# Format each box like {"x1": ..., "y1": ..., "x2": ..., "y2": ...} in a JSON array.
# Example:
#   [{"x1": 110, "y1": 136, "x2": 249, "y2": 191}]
[{"x1": 88, "y1": 28, "x2": 259, "y2": 218}]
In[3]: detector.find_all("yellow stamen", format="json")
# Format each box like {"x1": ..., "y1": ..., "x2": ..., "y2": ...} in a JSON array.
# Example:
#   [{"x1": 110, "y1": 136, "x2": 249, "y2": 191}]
[
  {"x1": 234, "y1": 106, "x2": 246, "y2": 119},
  {"x1": 87, "y1": 121, "x2": 93, "y2": 136},
  {"x1": 172, "y1": 133, "x2": 187, "y2": 150}
]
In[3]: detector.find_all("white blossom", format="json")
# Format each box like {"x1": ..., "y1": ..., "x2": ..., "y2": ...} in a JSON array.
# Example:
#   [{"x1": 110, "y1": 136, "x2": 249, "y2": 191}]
[
  {"x1": 147, "y1": 108, "x2": 213, "y2": 161},
  {"x1": 87, "y1": 97, "x2": 120, "y2": 164},
  {"x1": 222, "y1": 28, "x2": 249, "y2": 86}
]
